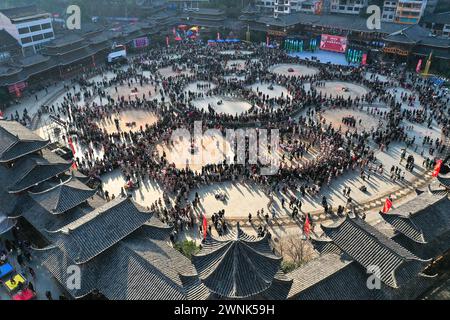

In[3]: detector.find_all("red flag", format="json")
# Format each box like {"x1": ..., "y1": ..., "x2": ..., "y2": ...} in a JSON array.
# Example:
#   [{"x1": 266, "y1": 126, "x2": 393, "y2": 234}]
[
  {"x1": 382, "y1": 198, "x2": 393, "y2": 214},
  {"x1": 304, "y1": 214, "x2": 310, "y2": 238},
  {"x1": 432, "y1": 159, "x2": 443, "y2": 177},
  {"x1": 202, "y1": 214, "x2": 208, "y2": 240},
  {"x1": 68, "y1": 137, "x2": 77, "y2": 170},
  {"x1": 266, "y1": 35, "x2": 270, "y2": 47},
  {"x1": 67, "y1": 137, "x2": 76, "y2": 156}
]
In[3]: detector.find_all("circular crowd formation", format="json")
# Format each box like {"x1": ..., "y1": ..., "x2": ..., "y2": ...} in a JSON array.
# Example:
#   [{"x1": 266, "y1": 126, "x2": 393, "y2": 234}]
[{"x1": 15, "y1": 41, "x2": 449, "y2": 237}]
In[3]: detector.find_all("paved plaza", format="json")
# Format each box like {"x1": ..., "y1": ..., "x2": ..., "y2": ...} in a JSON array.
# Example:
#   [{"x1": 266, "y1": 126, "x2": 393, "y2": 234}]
[
  {"x1": 5, "y1": 49, "x2": 444, "y2": 248},
  {"x1": 1, "y1": 41, "x2": 448, "y2": 302}
]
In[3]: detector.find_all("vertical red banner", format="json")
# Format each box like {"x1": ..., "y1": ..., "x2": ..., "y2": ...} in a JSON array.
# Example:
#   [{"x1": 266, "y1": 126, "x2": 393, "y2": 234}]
[
  {"x1": 202, "y1": 214, "x2": 208, "y2": 240},
  {"x1": 217, "y1": 32, "x2": 220, "y2": 40},
  {"x1": 361, "y1": 53, "x2": 368, "y2": 65},
  {"x1": 432, "y1": 160, "x2": 443, "y2": 177},
  {"x1": 416, "y1": 59, "x2": 423, "y2": 73},
  {"x1": 266, "y1": 35, "x2": 269, "y2": 47},
  {"x1": 166, "y1": 36, "x2": 169, "y2": 47}
]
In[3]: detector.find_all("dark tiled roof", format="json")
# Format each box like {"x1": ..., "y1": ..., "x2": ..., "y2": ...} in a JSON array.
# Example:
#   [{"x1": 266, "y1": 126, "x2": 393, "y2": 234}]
[
  {"x1": 422, "y1": 12, "x2": 450, "y2": 25},
  {"x1": 380, "y1": 192, "x2": 450, "y2": 244},
  {"x1": 0, "y1": 213, "x2": 16, "y2": 234},
  {"x1": 28, "y1": 177, "x2": 96, "y2": 215},
  {"x1": 17, "y1": 196, "x2": 98, "y2": 234},
  {"x1": 46, "y1": 197, "x2": 153, "y2": 263},
  {"x1": 310, "y1": 237, "x2": 343, "y2": 255},
  {"x1": 437, "y1": 172, "x2": 450, "y2": 189},
  {"x1": 192, "y1": 224, "x2": 282, "y2": 299},
  {"x1": 7, "y1": 149, "x2": 72, "y2": 193},
  {"x1": 288, "y1": 253, "x2": 386, "y2": 300},
  {"x1": 0, "y1": 5, "x2": 47, "y2": 20},
  {"x1": 0, "y1": 120, "x2": 49, "y2": 162},
  {"x1": 254, "y1": 12, "x2": 405, "y2": 34},
  {"x1": 321, "y1": 216, "x2": 428, "y2": 288},
  {"x1": 44, "y1": 34, "x2": 84, "y2": 48},
  {"x1": 35, "y1": 222, "x2": 201, "y2": 300},
  {"x1": 0, "y1": 29, "x2": 19, "y2": 49},
  {"x1": 242, "y1": 2, "x2": 260, "y2": 14},
  {"x1": 18, "y1": 54, "x2": 50, "y2": 67},
  {"x1": 384, "y1": 24, "x2": 450, "y2": 48}
]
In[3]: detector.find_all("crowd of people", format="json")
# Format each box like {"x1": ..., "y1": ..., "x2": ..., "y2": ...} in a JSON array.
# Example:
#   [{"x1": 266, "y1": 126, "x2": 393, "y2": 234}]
[{"x1": 11, "y1": 41, "x2": 448, "y2": 240}]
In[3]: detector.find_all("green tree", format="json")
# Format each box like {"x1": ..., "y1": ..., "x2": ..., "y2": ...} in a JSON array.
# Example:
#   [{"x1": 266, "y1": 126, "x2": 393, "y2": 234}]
[{"x1": 174, "y1": 240, "x2": 201, "y2": 260}]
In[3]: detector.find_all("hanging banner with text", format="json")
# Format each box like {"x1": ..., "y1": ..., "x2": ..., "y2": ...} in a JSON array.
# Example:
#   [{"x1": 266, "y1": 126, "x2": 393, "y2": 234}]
[{"x1": 320, "y1": 34, "x2": 348, "y2": 53}]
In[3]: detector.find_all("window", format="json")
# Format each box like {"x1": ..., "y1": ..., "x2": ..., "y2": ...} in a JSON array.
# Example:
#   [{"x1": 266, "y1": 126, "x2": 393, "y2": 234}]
[
  {"x1": 35, "y1": 43, "x2": 44, "y2": 53},
  {"x1": 29, "y1": 25, "x2": 41, "y2": 32},
  {"x1": 21, "y1": 37, "x2": 32, "y2": 44},
  {"x1": 41, "y1": 23, "x2": 51, "y2": 30},
  {"x1": 43, "y1": 32, "x2": 54, "y2": 39},
  {"x1": 32, "y1": 34, "x2": 44, "y2": 41},
  {"x1": 18, "y1": 27, "x2": 29, "y2": 35}
]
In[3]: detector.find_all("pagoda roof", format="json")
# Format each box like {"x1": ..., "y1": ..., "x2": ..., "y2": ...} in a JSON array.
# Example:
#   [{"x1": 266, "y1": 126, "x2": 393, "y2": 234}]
[
  {"x1": 0, "y1": 120, "x2": 49, "y2": 163},
  {"x1": 321, "y1": 216, "x2": 429, "y2": 288},
  {"x1": 28, "y1": 177, "x2": 96, "y2": 215},
  {"x1": 192, "y1": 224, "x2": 283, "y2": 299},
  {"x1": 45, "y1": 196, "x2": 153, "y2": 263},
  {"x1": 380, "y1": 191, "x2": 450, "y2": 245},
  {"x1": 7, "y1": 149, "x2": 71, "y2": 193}
]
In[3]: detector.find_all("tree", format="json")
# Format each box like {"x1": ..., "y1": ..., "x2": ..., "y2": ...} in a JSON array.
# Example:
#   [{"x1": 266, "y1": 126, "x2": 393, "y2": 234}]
[
  {"x1": 174, "y1": 240, "x2": 201, "y2": 260},
  {"x1": 272, "y1": 235, "x2": 316, "y2": 273}
]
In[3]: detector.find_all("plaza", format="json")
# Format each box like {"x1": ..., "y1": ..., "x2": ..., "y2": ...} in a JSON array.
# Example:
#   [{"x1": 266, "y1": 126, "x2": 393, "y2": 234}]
[{"x1": 0, "y1": 2, "x2": 449, "y2": 303}]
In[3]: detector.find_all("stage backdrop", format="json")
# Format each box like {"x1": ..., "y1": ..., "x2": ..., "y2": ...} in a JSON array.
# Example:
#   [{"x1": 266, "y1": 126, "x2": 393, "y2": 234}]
[{"x1": 320, "y1": 34, "x2": 348, "y2": 53}]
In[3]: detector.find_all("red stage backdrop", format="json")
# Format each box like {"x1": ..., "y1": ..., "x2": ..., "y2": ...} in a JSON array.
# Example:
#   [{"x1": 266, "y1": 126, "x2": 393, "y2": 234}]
[{"x1": 320, "y1": 34, "x2": 348, "y2": 53}]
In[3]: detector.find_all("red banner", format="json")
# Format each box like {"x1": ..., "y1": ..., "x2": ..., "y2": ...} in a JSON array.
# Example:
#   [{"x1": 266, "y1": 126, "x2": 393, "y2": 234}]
[
  {"x1": 382, "y1": 198, "x2": 393, "y2": 214},
  {"x1": 8, "y1": 82, "x2": 27, "y2": 97},
  {"x1": 416, "y1": 59, "x2": 423, "y2": 73},
  {"x1": 202, "y1": 214, "x2": 208, "y2": 240},
  {"x1": 432, "y1": 159, "x2": 443, "y2": 177},
  {"x1": 304, "y1": 214, "x2": 310, "y2": 238},
  {"x1": 362, "y1": 53, "x2": 368, "y2": 65},
  {"x1": 320, "y1": 34, "x2": 348, "y2": 53}
]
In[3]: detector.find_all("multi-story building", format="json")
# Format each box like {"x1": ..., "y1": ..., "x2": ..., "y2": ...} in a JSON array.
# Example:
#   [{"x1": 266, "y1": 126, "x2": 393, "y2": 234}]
[
  {"x1": 0, "y1": 5, "x2": 55, "y2": 56},
  {"x1": 394, "y1": 0, "x2": 428, "y2": 24},
  {"x1": 421, "y1": 11, "x2": 450, "y2": 37},
  {"x1": 382, "y1": 0, "x2": 398, "y2": 22},
  {"x1": 259, "y1": 0, "x2": 327, "y2": 15},
  {"x1": 256, "y1": 1, "x2": 276, "y2": 13},
  {"x1": 167, "y1": 0, "x2": 210, "y2": 11},
  {"x1": 329, "y1": 0, "x2": 368, "y2": 15}
]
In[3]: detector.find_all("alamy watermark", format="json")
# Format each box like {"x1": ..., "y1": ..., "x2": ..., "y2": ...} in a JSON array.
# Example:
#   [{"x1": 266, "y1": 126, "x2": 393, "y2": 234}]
[
  {"x1": 366, "y1": 5, "x2": 381, "y2": 30},
  {"x1": 66, "y1": 5, "x2": 81, "y2": 30},
  {"x1": 169, "y1": 121, "x2": 280, "y2": 175},
  {"x1": 66, "y1": 265, "x2": 81, "y2": 290},
  {"x1": 366, "y1": 265, "x2": 381, "y2": 290}
]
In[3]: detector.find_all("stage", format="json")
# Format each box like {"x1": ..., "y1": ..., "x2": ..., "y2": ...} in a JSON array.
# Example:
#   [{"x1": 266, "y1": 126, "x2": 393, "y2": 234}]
[{"x1": 289, "y1": 50, "x2": 360, "y2": 67}]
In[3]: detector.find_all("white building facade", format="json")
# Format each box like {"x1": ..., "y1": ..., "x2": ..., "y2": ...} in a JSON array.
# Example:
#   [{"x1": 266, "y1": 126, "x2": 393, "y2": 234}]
[
  {"x1": 329, "y1": 0, "x2": 368, "y2": 15},
  {"x1": 394, "y1": 0, "x2": 428, "y2": 24},
  {"x1": 0, "y1": 6, "x2": 55, "y2": 56}
]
